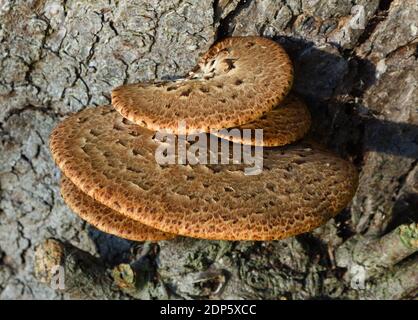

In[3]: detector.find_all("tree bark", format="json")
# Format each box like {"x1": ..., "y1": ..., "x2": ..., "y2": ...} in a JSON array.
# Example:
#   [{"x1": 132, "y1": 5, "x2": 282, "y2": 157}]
[{"x1": 0, "y1": 0, "x2": 417, "y2": 299}]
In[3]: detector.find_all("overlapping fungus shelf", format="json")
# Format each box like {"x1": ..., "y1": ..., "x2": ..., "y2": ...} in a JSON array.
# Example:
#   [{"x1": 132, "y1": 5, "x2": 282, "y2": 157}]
[
  {"x1": 50, "y1": 106, "x2": 358, "y2": 241},
  {"x1": 60, "y1": 176, "x2": 175, "y2": 241},
  {"x1": 111, "y1": 36, "x2": 294, "y2": 134},
  {"x1": 214, "y1": 94, "x2": 311, "y2": 147}
]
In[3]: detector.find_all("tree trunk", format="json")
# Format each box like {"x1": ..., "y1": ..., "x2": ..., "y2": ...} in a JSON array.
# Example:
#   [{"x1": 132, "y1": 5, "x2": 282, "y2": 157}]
[{"x1": 0, "y1": 0, "x2": 417, "y2": 299}]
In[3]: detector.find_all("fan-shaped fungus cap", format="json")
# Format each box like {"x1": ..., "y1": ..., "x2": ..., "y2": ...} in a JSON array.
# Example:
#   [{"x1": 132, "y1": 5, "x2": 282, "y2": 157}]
[
  {"x1": 111, "y1": 36, "x2": 293, "y2": 134},
  {"x1": 50, "y1": 106, "x2": 358, "y2": 241},
  {"x1": 60, "y1": 176, "x2": 175, "y2": 241},
  {"x1": 215, "y1": 94, "x2": 311, "y2": 146}
]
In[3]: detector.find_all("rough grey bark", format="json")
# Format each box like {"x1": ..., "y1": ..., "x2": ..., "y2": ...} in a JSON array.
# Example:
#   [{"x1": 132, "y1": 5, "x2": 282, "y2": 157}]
[{"x1": 1, "y1": 0, "x2": 417, "y2": 299}]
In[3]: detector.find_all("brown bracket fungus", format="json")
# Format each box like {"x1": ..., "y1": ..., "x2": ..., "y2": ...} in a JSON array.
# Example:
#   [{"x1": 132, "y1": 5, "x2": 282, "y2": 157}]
[
  {"x1": 50, "y1": 105, "x2": 358, "y2": 241},
  {"x1": 60, "y1": 176, "x2": 175, "y2": 241},
  {"x1": 214, "y1": 94, "x2": 311, "y2": 147},
  {"x1": 111, "y1": 36, "x2": 293, "y2": 134},
  {"x1": 49, "y1": 36, "x2": 359, "y2": 242}
]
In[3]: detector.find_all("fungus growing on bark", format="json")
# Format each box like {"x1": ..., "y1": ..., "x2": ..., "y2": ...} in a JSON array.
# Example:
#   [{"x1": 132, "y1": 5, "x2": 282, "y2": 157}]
[
  {"x1": 60, "y1": 176, "x2": 175, "y2": 241},
  {"x1": 111, "y1": 36, "x2": 294, "y2": 134},
  {"x1": 50, "y1": 106, "x2": 358, "y2": 241},
  {"x1": 49, "y1": 36, "x2": 358, "y2": 241},
  {"x1": 214, "y1": 94, "x2": 311, "y2": 146}
]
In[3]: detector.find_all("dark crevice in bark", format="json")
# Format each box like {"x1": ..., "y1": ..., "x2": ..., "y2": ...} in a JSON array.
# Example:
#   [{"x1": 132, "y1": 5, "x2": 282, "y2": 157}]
[
  {"x1": 3, "y1": 105, "x2": 55, "y2": 123},
  {"x1": 215, "y1": 0, "x2": 253, "y2": 41},
  {"x1": 379, "y1": 0, "x2": 394, "y2": 11},
  {"x1": 355, "y1": 0, "x2": 394, "y2": 48},
  {"x1": 212, "y1": 0, "x2": 221, "y2": 25},
  {"x1": 335, "y1": 207, "x2": 357, "y2": 241}
]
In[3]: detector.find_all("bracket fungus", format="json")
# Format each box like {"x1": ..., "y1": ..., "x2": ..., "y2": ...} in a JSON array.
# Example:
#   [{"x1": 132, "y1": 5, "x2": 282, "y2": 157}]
[
  {"x1": 49, "y1": 36, "x2": 358, "y2": 241},
  {"x1": 111, "y1": 36, "x2": 293, "y2": 134},
  {"x1": 60, "y1": 176, "x2": 175, "y2": 241},
  {"x1": 214, "y1": 94, "x2": 311, "y2": 147}
]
